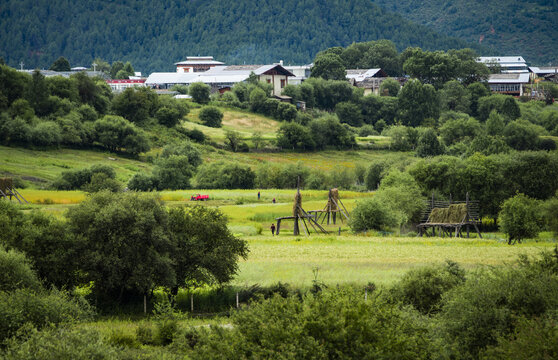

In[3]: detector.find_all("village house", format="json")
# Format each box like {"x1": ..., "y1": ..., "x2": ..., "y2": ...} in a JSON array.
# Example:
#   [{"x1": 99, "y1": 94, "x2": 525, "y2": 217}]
[
  {"x1": 477, "y1": 56, "x2": 529, "y2": 73},
  {"x1": 487, "y1": 73, "x2": 530, "y2": 96},
  {"x1": 346, "y1": 68, "x2": 389, "y2": 95},
  {"x1": 106, "y1": 79, "x2": 146, "y2": 92},
  {"x1": 146, "y1": 57, "x2": 295, "y2": 96}
]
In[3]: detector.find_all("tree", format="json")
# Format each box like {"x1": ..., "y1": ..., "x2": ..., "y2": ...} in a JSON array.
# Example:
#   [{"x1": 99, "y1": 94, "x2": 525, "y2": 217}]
[
  {"x1": 379, "y1": 78, "x2": 400, "y2": 96},
  {"x1": 349, "y1": 198, "x2": 398, "y2": 232},
  {"x1": 503, "y1": 120, "x2": 539, "y2": 151},
  {"x1": 93, "y1": 115, "x2": 150, "y2": 154},
  {"x1": 168, "y1": 206, "x2": 248, "y2": 286},
  {"x1": 199, "y1": 106, "x2": 223, "y2": 127},
  {"x1": 276, "y1": 122, "x2": 315, "y2": 151},
  {"x1": 153, "y1": 155, "x2": 196, "y2": 190},
  {"x1": 440, "y1": 116, "x2": 482, "y2": 146},
  {"x1": 499, "y1": 193, "x2": 541, "y2": 244},
  {"x1": 194, "y1": 161, "x2": 255, "y2": 189},
  {"x1": 486, "y1": 110, "x2": 506, "y2": 135},
  {"x1": 397, "y1": 79, "x2": 439, "y2": 127},
  {"x1": 310, "y1": 53, "x2": 346, "y2": 80},
  {"x1": 308, "y1": 115, "x2": 355, "y2": 150},
  {"x1": 49, "y1": 56, "x2": 71, "y2": 72},
  {"x1": 189, "y1": 82, "x2": 211, "y2": 104},
  {"x1": 416, "y1": 128, "x2": 445, "y2": 157},
  {"x1": 365, "y1": 161, "x2": 389, "y2": 190},
  {"x1": 252, "y1": 130, "x2": 264, "y2": 149},
  {"x1": 111, "y1": 87, "x2": 159, "y2": 124},
  {"x1": 27, "y1": 70, "x2": 50, "y2": 116},
  {"x1": 467, "y1": 82, "x2": 491, "y2": 118},
  {"x1": 66, "y1": 191, "x2": 175, "y2": 302},
  {"x1": 439, "y1": 80, "x2": 471, "y2": 113},
  {"x1": 224, "y1": 129, "x2": 241, "y2": 152},
  {"x1": 335, "y1": 101, "x2": 363, "y2": 127},
  {"x1": 500, "y1": 96, "x2": 521, "y2": 120},
  {"x1": 276, "y1": 102, "x2": 297, "y2": 122}
]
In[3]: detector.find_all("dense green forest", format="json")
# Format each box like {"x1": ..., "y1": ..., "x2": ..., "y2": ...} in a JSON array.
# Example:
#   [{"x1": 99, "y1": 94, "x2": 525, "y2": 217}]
[
  {"x1": 0, "y1": 0, "x2": 479, "y2": 74},
  {"x1": 371, "y1": 0, "x2": 558, "y2": 65}
]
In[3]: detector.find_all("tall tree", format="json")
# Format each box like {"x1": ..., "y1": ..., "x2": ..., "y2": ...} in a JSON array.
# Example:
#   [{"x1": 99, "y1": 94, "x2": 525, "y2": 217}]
[{"x1": 49, "y1": 56, "x2": 71, "y2": 71}]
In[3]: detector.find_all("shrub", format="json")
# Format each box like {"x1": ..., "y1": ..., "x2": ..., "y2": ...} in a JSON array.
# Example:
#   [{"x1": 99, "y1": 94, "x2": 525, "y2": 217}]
[
  {"x1": 0, "y1": 289, "x2": 92, "y2": 342},
  {"x1": 83, "y1": 172, "x2": 122, "y2": 193},
  {"x1": 195, "y1": 161, "x2": 255, "y2": 189},
  {"x1": 499, "y1": 193, "x2": 541, "y2": 244},
  {"x1": 0, "y1": 247, "x2": 41, "y2": 292},
  {"x1": 365, "y1": 161, "x2": 388, "y2": 190},
  {"x1": 29, "y1": 121, "x2": 62, "y2": 147},
  {"x1": 155, "y1": 319, "x2": 179, "y2": 346},
  {"x1": 391, "y1": 261, "x2": 465, "y2": 314},
  {"x1": 358, "y1": 124, "x2": 377, "y2": 137},
  {"x1": 415, "y1": 128, "x2": 444, "y2": 157},
  {"x1": 189, "y1": 82, "x2": 211, "y2": 104},
  {"x1": 128, "y1": 173, "x2": 158, "y2": 191},
  {"x1": 136, "y1": 323, "x2": 155, "y2": 345},
  {"x1": 199, "y1": 106, "x2": 223, "y2": 128},
  {"x1": 349, "y1": 198, "x2": 398, "y2": 232}
]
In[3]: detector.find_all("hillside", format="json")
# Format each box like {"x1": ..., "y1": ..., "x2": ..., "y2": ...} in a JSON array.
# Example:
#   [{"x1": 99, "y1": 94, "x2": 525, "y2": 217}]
[
  {"x1": 0, "y1": 0, "x2": 479, "y2": 74},
  {"x1": 370, "y1": 0, "x2": 558, "y2": 65}
]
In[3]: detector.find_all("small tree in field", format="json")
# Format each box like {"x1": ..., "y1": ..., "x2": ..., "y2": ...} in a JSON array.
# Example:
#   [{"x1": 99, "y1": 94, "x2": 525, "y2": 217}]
[
  {"x1": 199, "y1": 106, "x2": 223, "y2": 128},
  {"x1": 189, "y1": 82, "x2": 211, "y2": 104},
  {"x1": 499, "y1": 193, "x2": 541, "y2": 245}
]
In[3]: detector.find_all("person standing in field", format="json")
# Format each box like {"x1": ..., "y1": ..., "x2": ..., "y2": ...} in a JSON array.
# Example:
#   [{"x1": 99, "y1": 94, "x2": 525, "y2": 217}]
[
  {"x1": 258, "y1": 191, "x2": 260, "y2": 200},
  {"x1": 271, "y1": 223, "x2": 276, "y2": 235},
  {"x1": 272, "y1": 198, "x2": 276, "y2": 204}
]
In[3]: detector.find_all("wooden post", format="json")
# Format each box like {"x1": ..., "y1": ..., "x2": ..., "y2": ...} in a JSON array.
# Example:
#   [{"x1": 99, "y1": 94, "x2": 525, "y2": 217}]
[
  {"x1": 144, "y1": 294, "x2": 147, "y2": 314},
  {"x1": 466, "y1": 192, "x2": 470, "y2": 238},
  {"x1": 276, "y1": 219, "x2": 281, "y2": 235},
  {"x1": 236, "y1": 292, "x2": 239, "y2": 309},
  {"x1": 190, "y1": 293, "x2": 194, "y2": 312}
]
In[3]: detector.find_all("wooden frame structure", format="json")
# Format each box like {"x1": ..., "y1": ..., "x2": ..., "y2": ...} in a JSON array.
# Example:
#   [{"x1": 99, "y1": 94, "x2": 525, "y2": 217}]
[
  {"x1": 307, "y1": 188, "x2": 350, "y2": 225},
  {"x1": 0, "y1": 178, "x2": 28, "y2": 204},
  {"x1": 417, "y1": 192, "x2": 481, "y2": 238},
  {"x1": 275, "y1": 179, "x2": 328, "y2": 236}
]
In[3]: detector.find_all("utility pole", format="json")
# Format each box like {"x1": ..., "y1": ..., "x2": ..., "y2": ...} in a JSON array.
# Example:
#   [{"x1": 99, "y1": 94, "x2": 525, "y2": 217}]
[
  {"x1": 92, "y1": 62, "x2": 97, "y2": 72},
  {"x1": 19, "y1": 61, "x2": 24, "y2": 71}
]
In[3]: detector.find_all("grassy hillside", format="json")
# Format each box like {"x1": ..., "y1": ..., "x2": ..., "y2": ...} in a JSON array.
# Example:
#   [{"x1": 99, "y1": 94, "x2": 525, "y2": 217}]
[
  {"x1": 0, "y1": 0, "x2": 478, "y2": 73},
  {"x1": 371, "y1": 0, "x2": 558, "y2": 65}
]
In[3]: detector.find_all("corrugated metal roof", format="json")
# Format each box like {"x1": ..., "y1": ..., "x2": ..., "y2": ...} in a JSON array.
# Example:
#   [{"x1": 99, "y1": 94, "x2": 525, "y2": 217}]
[
  {"x1": 346, "y1": 68, "x2": 384, "y2": 82},
  {"x1": 478, "y1": 56, "x2": 526, "y2": 64},
  {"x1": 488, "y1": 73, "x2": 530, "y2": 83}
]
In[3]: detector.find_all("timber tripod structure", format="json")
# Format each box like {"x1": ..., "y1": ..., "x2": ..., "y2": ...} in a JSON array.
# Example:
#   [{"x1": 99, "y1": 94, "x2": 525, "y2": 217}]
[
  {"x1": 417, "y1": 192, "x2": 481, "y2": 238},
  {"x1": 0, "y1": 178, "x2": 28, "y2": 204},
  {"x1": 275, "y1": 178, "x2": 328, "y2": 236},
  {"x1": 307, "y1": 188, "x2": 350, "y2": 225}
]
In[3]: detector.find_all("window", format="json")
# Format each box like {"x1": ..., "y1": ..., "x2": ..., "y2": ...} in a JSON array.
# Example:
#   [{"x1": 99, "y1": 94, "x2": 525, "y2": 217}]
[
  {"x1": 280, "y1": 79, "x2": 286, "y2": 88},
  {"x1": 266, "y1": 79, "x2": 271, "y2": 83}
]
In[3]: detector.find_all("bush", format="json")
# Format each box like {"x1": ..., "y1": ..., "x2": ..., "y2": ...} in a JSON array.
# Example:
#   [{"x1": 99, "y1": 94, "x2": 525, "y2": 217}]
[
  {"x1": 415, "y1": 128, "x2": 444, "y2": 157},
  {"x1": 499, "y1": 193, "x2": 541, "y2": 244},
  {"x1": 199, "y1": 106, "x2": 223, "y2": 127},
  {"x1": 365, "y1": 161, "x2": 388, "y2": 190},
  {"x1": 195, "y1": 161, "x2": 255, "y2": 189},
  {"x1": 128, "y1": 172, "x2": 158, "y2": 191},
  {"x1": 0, "y1": 289, "x2": 92, "y2": 342},
  {"x1": 82, "y1": 172, "x2": 122, "y2": 193},
  {"x1": 349, "y1": 198, "x2": 398, "y2": 232},
  {"x1": 29, "y1": 121, "x2": 62, "y2": 147},
  {"x1": 0, "y1": 247, "x2": 41, "y2": 292},
  {"x1": 189, "y1": 82, "x2": 211, "y2": 104},
  {"x1": 391, "y1": 261, "x2": 465, "y2": 314},
  {"x1": 358, "y1": 124, "x2": 377, "y2": 137}
]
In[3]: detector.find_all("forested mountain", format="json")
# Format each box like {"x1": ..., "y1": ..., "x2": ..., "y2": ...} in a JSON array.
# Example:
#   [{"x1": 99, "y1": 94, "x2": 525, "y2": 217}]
[
  {"x1": 370, "y1": 0, "x2": 558, "y2": 65},
  {"x1": 0, "y1": 0, "x2": 479, "y2": 74}
]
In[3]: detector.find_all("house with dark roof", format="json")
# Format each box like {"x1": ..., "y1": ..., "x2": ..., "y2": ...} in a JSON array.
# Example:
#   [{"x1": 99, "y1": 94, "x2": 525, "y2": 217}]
[{"x1": 175, "y1": 56, "x2": 225, "y2": 73}]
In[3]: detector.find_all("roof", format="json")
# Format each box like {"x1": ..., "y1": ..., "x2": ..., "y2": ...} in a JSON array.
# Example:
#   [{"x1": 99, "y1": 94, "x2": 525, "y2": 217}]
[
  {"x1": 18, "y1": 69, "x2": 109, "y2": 79},
  {"x1": 106, "y1": 79, "x2": 146, "y2": 84},
  {"x1": 174, "y1": 56, "x2": 225, "y2": 66},
  {"x1": 487, "y1": 73, "x2": 530, "y2": 84},
  {"x1": 530, "y1": 66, "x2": 558, "y2": 75},
  {"x1": 477, "y1": 56, "x2": 526, "y2": 64},
  {"x1": 346, "y1": 68, "x2": 387, "y2": 82}
]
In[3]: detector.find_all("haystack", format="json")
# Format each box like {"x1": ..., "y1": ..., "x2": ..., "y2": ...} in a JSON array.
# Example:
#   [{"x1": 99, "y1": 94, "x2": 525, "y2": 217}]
[
  {"x1": 429, "y1": 204, "x2": 467, "y2": 223},
  {"x1": 293, "y1": 190, "x2": 302, "y2": 217},
  {"x1": 0, "y1": 178, "x2": 13, "y2": 194},
  {"x1": 328, "y1": 188, "x2": 339, "y2": 211}
]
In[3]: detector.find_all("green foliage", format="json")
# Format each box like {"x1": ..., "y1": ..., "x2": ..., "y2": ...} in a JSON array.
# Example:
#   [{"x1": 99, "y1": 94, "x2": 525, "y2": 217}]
[
  {"x1": 311, "y1": 53, "x2": 346, "y2": 80},
  {"x1": 195, "y1": 161, "x2": 255, "y2": 189},
  {"x1": 365, "y1": 160, "x2": 389, "y2": 190},
  {"x1": 391, "y1": 260, "x2": 466, "y2": 314},
  {"x1": 276, "y1": 122, "x2": 315, "y2": 151},
  {"x1": 186, "y1": 288, "x2": 428, "y2": 359},
  {"x1": 153, "y1": 155, "x2": 196, "y2": 190},
  {"x1": 66, "y1": 191, "x2": 175, "y2": 301},
  {"x1": 308, "y1": 115, "x2": 356, "y2": 150},
  {"x1": 199, "y1": 106, "x2": 223, "y2": 128},
  {"x1": 49, "y1": 56, "x2": 71, "y2": 72},
  {"x1": 384, "y1": 125, "x2": 415, "y2": 151},
  {"x1": 397, "y1": 79, "x2": 439, "y2": 127},
  {"x1": 0, "y1": 247, "x2": 41, "y2": 292},
  {"x1": 128, "y1": 172, "x2": 158, "y2": 191},
  {"x1": 335, "y1": 101, "x2": 363, "y2": 127},
  {"x1": 439, "y1": 115, "x2": 481, "y2": 146},
  {"x1": 485, "y1": 110, "x2": 506, "y2": 135},
  {"x1": 439, "y1": 80, "x2": 471, "y2": 113},
  {"x1": 542, "y1": 196, "x2": 558, "y2": 236},
  {"x1": 111, "y1": 87, "x2": 159, "y2": 124},
  {"x1": 93, "y1": 115, "x2": 150, "y2": 154},
  {"x1": 379, "y1": 77, "x2": 400, "y2": 96},
  {"x1": 499, "y1": 193, "x2": 541, "y2": 244},
  {"x1": 189, "y1": 82, "x2": 211, "y2": 104},
  {"x1": 416, "y1": 128, "x2": 445, "y2": 157},
  {"x1": 439, "y1": 251, "x2": 558, "y2": 358},
  {"x1": 503, "y1": 120, "x2": 540, "y2": 150},
  {"x1": 0, "y1": 289, "x2": 92, "y2": 342},
  {"x1": 52, "y1": 164, "x2": 118, "y2": 190},
  {"x1": 349, "y1": 197, "x2": 398, "y2": 232}
]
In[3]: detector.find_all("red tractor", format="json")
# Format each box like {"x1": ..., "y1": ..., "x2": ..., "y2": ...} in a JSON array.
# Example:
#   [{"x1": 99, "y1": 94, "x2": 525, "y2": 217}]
[{"x1": 190, "y1": 194, "x2": 209, "y2": 201}]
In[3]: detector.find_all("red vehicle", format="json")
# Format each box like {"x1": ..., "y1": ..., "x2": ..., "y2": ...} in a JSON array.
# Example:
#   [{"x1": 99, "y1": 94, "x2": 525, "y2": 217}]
[{"x1": 190, "y1": 194, "x2": 209, "y2": 201}]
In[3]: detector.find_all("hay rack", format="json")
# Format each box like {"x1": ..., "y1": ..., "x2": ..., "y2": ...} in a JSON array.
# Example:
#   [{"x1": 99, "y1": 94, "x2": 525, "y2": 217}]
[
  {"x1": 275, "y1": 178, "x2": 328, "y2": 236},
  {"x1": 417, "y1": 192, "x2": 481, "y2": 238},
  {"x1": 0, "y1": 178, "x2": 28, "y2": 204},
  {"x1": 307, "y1": 188, "x2": 350, "y2": 225}
]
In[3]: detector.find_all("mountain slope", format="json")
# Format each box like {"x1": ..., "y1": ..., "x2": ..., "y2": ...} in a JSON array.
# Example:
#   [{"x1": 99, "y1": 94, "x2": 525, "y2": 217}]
[
  {"x1": 0, "y1": 0, "x2": 480, "y2": 74},
  {"x1": 370, "y1": 0, "x2": 558, "y2": 65}
]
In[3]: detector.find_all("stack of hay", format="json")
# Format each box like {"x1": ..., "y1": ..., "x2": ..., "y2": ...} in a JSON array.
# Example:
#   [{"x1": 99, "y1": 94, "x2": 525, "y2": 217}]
[
  {"x1": 0, "y1": 178, "x2": 13, "y2": 194},
  {"x1": 428, "y1": 204, "x2": 467, "y2": 224},
  {"x1": 328, "y1": 188, "x2": 339, "y2": 211},
  {"x1": 293, "y1": 190, "x2": 303, "y2": 218}
]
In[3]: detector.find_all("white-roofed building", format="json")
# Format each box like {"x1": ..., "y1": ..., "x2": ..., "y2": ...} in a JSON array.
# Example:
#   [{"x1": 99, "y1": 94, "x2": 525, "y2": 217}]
[
  {"x1": 529, "y1": 66, "x2": 558, "y2": 83},
  {"x1": 175, "y1": 56, "x2": 225, "y2": 73},
  {"x1": 284, "y1": 64, "x2": 312, "y2": 85},
  {"x1": 346, "y1": 68, "x2": 389, "y2": 95},
  {"x1": 146, "y1": 64, "x2": 295, "y2": 96},
  {"x1": 487, "y1": 73, "x2": 530, "y2": 96},
  {"x1": 477, "y1": 56, "x2": 529, "y2": 73}
]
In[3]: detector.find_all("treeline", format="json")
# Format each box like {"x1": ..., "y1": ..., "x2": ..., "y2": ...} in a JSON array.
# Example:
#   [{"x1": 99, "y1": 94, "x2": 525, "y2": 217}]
[
  {"x1": 0, "y1": 64, "x2": 194, "y2": 154},
  {"x1": 0, "y1": 0, "x2": 478, "y2": 74}
]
